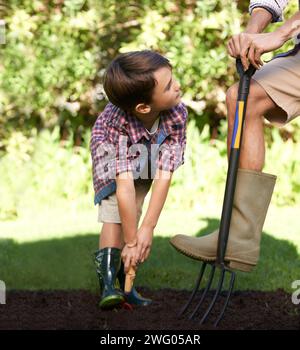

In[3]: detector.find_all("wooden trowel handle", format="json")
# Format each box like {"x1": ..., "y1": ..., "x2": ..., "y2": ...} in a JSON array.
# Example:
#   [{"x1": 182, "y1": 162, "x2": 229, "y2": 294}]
[{"x1": 125, "y1": 266, "x2": 136, "y2": 293}]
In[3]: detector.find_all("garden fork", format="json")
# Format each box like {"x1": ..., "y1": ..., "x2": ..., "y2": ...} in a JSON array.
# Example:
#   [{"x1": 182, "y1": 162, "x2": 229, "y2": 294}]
[{"x1": 179, "y1": 59, "x2": 256, "y2": 326}]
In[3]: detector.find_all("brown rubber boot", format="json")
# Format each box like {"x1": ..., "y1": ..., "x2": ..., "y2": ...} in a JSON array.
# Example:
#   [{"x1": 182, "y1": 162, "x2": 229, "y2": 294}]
[{"x1": 170, "y1": 169, "x2": 276, "y2": 272}]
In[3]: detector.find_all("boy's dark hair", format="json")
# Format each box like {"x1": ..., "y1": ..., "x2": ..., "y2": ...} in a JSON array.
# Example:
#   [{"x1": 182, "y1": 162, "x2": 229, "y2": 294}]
[{"x1": 103, "y1": 50, "x2": 172, "y2": 111}]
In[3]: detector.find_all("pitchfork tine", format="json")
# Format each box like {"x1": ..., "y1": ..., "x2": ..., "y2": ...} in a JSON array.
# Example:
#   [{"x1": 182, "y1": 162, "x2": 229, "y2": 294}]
[
  {"x1": 189, "y1": 264, "x2": 216, "y2": 319},
  {"x1": 178, "y1": 262, "x2": 207, "y2": 316},
  {"x1": 214, "y1": 270, "x2": 236, "y2": 327},
  {"x1": 177, "y1": 60, "x2": 256, "y2": 326},
  {"x1": 199, "y1": 267, "x2": 226, "y2": 324}
]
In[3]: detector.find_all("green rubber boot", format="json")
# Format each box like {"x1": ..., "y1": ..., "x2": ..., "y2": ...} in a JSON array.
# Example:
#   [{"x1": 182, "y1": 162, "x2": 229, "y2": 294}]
[
  {"x1": 118, "y1": 262, "x2": 152, "y2": 306},
  {"x1": 94, "y1": 247, "x2": 125, "y2": 309}
]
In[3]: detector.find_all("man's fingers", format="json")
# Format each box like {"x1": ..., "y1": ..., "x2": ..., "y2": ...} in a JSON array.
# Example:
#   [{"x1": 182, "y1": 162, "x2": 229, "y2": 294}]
[
  {"x1": 255, "y1": 48, "x2": 264, "y2": 67},
  {"x1": 240, "y1": 40, "x2": 251, "y2": 71},
  {"x1": 248, "y1": 44, "x2": 260, "y2": 69},
  {"x1": 231, "y1": 35, "x2": 241, "y2": 57},
  {"x1": 227, "y1": 40, "x2": 235, "y2": 57},
  {"x1": 240, "y1": 50, "x2": 250, "y2": 71}
]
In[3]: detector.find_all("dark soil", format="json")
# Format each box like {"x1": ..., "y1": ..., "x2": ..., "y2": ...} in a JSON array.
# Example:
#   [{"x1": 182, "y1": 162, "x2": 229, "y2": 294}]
[{"x1": 0, "y1": 289, "x2": 299, "y2": 330}]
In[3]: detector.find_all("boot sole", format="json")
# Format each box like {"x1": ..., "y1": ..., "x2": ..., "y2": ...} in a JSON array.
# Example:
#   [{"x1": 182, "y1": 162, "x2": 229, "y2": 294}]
[
  {"x1": 171, "y1": 244, "x2": 255, "y2": 273},
  {"x1": 227, "y1": 260, "x2": 254, "y2": 272},
  {"x1": 99, "y1": 295, "x2": 124, "y2": 309}
]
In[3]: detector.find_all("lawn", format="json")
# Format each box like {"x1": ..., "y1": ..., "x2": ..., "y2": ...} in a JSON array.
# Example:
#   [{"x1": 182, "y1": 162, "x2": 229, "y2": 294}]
[{"x1": 0, "y1": 199, "x2": 299, "y2": 293}]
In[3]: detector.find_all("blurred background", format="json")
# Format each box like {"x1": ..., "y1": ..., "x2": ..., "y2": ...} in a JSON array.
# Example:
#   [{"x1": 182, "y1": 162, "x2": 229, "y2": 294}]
[{"x1": 0, "y1": 0, "x2": 299, "y2": 292}]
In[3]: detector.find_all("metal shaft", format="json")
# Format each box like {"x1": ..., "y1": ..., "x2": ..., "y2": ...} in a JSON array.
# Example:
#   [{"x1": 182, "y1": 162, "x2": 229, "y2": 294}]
[{"x1": 216, "y1": 60, "x2": 256, "y2": 265}]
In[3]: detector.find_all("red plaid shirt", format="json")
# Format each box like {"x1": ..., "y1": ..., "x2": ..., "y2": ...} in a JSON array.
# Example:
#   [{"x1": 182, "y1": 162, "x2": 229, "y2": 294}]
[{"x1": 90, "y1": 102, "x2": 187, "y2": 205}]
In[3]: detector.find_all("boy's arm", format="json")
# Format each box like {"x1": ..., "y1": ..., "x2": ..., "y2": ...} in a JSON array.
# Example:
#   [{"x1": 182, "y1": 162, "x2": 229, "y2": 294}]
[
  {"x1": 137, "y1": 169, "x2": 172, "y2": 262},
  {"x1": 116, "y1": 172, "x2": 137, "y2": 246},
  {"x1": 116, "y1": 172, "x2": 140, "y2": 272}
]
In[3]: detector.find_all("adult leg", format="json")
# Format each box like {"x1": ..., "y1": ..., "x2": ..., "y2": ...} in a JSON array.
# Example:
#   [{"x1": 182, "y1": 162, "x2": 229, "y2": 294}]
[
  {"x1": 226, "y1": 79, "x2": 287, "y2": 170},
  {"x1": 170, "y1": 80, "x2": 282, "y2": 271}
]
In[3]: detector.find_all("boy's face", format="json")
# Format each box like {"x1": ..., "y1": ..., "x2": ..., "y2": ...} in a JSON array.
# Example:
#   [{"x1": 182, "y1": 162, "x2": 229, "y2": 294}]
[{"x1": 150, "y1": 67, "x2": 181, "y2": 111}]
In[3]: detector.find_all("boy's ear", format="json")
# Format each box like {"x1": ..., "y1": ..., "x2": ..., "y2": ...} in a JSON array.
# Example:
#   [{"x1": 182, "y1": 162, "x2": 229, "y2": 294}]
[{"x1": 135, "y1": 103, "x2": 151, "y2": 114}]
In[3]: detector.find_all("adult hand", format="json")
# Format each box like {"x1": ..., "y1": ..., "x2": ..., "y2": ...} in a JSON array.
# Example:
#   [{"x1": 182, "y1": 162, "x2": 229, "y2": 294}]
[{"x1": 227, "y1": 31, "x2": 286, "y2": 70}]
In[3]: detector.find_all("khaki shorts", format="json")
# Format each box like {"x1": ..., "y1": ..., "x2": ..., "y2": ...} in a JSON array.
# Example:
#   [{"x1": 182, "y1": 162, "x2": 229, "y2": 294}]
[
  {"x1": 98, "y1": 179, "x2": 153, "y2": 224},
  {"x1": 252, "y1": 49, "x2": 300, "y2": 124}
]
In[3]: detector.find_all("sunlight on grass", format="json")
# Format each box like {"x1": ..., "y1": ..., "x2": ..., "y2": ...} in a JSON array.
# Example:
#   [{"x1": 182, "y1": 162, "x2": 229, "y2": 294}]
[
  {"x1": 0, "y1": 201, "x2": 299, "y2": 292},
  {"x1": 0, "y1": 200, "x2": 299, "y2": 253}
]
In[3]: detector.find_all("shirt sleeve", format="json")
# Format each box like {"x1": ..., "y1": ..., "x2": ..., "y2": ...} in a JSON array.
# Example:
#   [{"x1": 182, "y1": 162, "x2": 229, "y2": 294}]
[
  {"x1": 114, "y1": 132, "x2": 134, "y2": 177},
  {"x1": 157, "y1": 103, "x2": 188, "y2": 173},
  {"x1": 249, "y1": 0, "x2": 289, "y2": 22},
  {"x1": 90, "y1": 118, "x2": 133, "y2": 183}
]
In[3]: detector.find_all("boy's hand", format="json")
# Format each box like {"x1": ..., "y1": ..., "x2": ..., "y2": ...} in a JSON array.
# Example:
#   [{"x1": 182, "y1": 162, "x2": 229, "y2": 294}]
[
  {"x1": 121, "y1": 244, "x2": 139, "y2": 273},
  {"x1": 137, "y1": 225, "x2": 154, "y2": 263}
]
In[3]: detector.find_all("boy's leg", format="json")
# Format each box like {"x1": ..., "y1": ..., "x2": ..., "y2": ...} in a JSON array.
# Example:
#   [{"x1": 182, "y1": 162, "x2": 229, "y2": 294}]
[
  {"x1": 95, "y1": 198, "x2": 126, "y2": 309},
  {"x1": 98, "y1": 179, "x2": 152, "y2": 249},
  {"x1": 95, "y1": 180, "x2": 153, "y2": 307},
  {"x1": 99, "y1": 223, "x2": 123, "y2": 249}
]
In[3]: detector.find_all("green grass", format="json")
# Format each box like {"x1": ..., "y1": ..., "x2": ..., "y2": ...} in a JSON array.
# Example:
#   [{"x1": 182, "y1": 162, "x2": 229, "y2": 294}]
[{"x1": 0, "y1": 200, "x2": 299, "y2": 293}]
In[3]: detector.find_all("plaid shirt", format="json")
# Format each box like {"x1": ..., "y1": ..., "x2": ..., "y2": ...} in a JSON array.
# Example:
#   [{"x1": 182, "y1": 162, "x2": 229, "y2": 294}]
[
  {"x1": 90, "y1": 102, "x2": 187, "y2": 205},
  {"x1": 249, "y1": 0, "x2": 289, "y2": 22}
]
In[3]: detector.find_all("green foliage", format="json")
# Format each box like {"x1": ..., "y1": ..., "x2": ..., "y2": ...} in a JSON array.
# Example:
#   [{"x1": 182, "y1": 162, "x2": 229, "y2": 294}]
[
  {"x1": 0, "y1": 127, "x2": 93, "y2": 220},
  {"x1": 168, "y1": 119, "x2": 300, "y2": 210},
  {"x1": 1, "y1": 1, "x2": 300, "y2": 214},
  {"x1": 120, "y1": 0, "x2": 242, "y2": 129},
  {"x1": 2, "y1": 0, "x2": 296, "y2": 141},
  {"x1": 0, "y1": 0, "x2": 148, "y2": 139},
  {"x1": 2, "y1": 120, "x2": 300, "y2": 221}
]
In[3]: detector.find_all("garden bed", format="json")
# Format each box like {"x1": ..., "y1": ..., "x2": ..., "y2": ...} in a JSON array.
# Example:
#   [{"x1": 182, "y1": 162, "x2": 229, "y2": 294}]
[{"x1": 0, "y1": 288, "x2": 299, "y2": 330}]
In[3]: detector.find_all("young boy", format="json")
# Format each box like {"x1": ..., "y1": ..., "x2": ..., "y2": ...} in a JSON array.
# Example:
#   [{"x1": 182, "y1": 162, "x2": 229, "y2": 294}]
[{"x1": 90, "y1": 50, "x2": 187, "y2": 309}]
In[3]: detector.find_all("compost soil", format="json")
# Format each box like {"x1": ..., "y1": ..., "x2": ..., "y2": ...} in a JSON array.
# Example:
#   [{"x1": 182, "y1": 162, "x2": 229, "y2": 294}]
[{"x1": 0, "y1": 289, "x2": 299, "y2": 330}]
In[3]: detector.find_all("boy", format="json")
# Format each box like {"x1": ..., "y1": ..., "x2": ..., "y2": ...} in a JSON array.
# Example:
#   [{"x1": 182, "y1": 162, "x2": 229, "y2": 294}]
[{"x1": 90, "y1": 50, "x2": 187, "y2": 309}]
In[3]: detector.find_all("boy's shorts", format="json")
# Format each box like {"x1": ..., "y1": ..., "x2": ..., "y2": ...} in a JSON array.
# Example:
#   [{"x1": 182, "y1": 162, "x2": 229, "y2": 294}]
[
  {"x1": 98, "y1": 179, "x2": 153, "y2": 224},
  {"x1": 252, "y1": 49, "x2": 300, "y2": 124}
]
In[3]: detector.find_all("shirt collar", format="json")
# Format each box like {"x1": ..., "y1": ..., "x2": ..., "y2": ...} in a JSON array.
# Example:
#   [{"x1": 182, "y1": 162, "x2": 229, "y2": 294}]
[
  {"x1": 160, "y1": 104, "x2": 185, "y2": 136},
  {"x1": 108, "y1": 102, "x2": 183, "y2": 144},
  {"x1": 125, "y1": 111, "x2": 151, "y2": 143}
]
